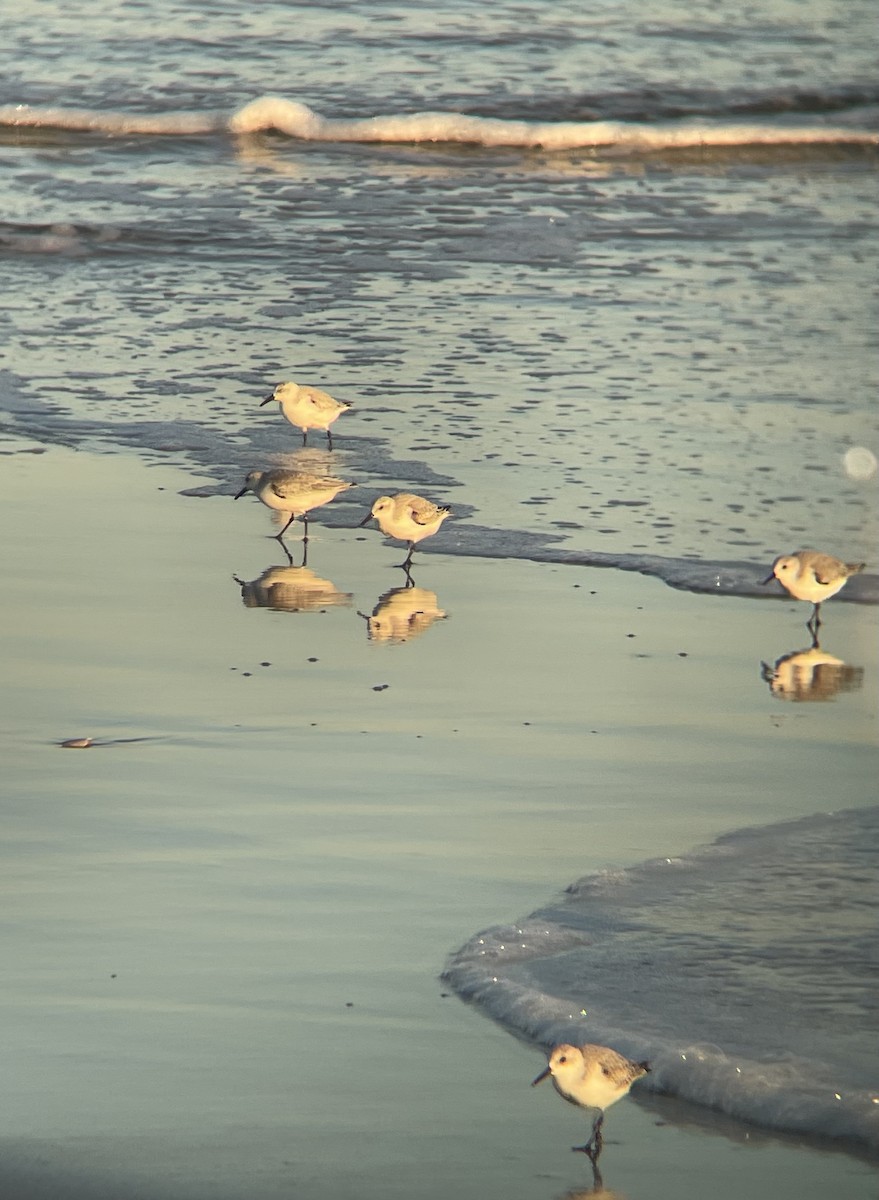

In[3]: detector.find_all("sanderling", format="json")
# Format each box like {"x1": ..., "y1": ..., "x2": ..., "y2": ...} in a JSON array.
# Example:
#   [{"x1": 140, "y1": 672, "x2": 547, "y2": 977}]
[
  {"x1": 358, "y1": 493, "x2": 451, "y2": 567},
  {"x1": 532, "y1": 1043, "x2": 650, "y2": 1163},
  {"x1": 235, "y1": 469, "x2": 353, "y2": 539},
  {"x1": 762, "y1": 549, "x2": 865, "y2": 632},
  {"x1": 261, "y1": 381, "x2": 351, "y2": 449}
]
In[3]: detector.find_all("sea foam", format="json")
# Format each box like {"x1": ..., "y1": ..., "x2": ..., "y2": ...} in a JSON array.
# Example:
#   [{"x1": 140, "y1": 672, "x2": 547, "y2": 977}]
[
  {"x1": 0, "y1": 104, "x2": 221, "y2": 136},
  {"x1": 443, "y1": 806, "x2": 879, "y2": 1153},
  {"x1": 228, "y1": 97, "x2": 879, "y2": 150},
  {"x1": 1, "y1": 96, "x2": 877, "y2": 151}
]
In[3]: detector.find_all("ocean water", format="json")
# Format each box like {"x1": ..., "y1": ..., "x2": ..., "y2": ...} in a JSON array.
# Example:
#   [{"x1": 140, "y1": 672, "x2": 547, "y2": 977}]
[
  {"x1": 2, "y1": 0, "x2": 878, "y2": 1166},
  {"x1": 2, "y1": 0, "x2": 878, "y2": 587}
]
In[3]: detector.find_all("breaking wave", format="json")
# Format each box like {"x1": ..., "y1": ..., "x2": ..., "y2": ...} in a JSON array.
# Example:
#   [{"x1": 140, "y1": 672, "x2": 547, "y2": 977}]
[
  {"x1": 443, "y1": 806, "x2": 879, "y2": 1153},
  {"x1": 1, "y1": 95, "x2": 877, "y2": 152}
]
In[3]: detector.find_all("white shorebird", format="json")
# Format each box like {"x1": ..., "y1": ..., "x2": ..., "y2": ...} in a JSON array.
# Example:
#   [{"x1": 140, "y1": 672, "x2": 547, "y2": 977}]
[
  {"x1": 359, "y1": 493, "x2": 451, "y2": 567},
  {"x1": 261, "y1": 381, "x2": 351, "y2": 448},
  {"x1": 234, "y1": 469, "x2": 353, "y2": 539},
  {"x1": 532, "y1": 1043, "x2": 650, "y2": 1162},
  {"x1": 763, "y1": 549, "x2": 865, "y2": 631}
]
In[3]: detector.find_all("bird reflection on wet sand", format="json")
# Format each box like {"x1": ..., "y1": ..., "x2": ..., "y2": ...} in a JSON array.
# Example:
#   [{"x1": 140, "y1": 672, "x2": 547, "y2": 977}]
[
  {"x1": 761, "y1": 638, "x2": 864, "y2": 702},
  {"x1": 358, "y1": 584, "x2": 447, "y2": 644},
  {"x1": 560, "y1": 1167, "x2": 629, "y2": 1200},
  {"x1": 233, "y1": 548, "x2": 352, "y2": 614}
]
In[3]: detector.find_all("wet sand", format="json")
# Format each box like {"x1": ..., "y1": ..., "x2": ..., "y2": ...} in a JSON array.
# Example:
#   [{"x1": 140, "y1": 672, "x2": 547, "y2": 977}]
[{"x1": 1, "y1": 439, "x2": 876, "y2": 1199}]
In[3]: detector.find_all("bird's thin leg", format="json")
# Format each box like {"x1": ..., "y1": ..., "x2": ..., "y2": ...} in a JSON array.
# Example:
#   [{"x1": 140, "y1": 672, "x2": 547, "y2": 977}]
[
  {"x1": 301, "y1": 430, "x2": 308, "y2": 447},
  {"x1": 276, "y1": 512, "x2": 298, "y2": 539},
  {"x1": 302, "y1": 513, "x2": 310, "y2": 543},
  {"x1": 326, "y1": 429, "x2": 334, "y2": 451},
  {"x1": 591, "y1": 1113, "x2": 604, "y2": 1161},
  {"x1": 572, "y1": 1112, "x2": 604, "y2": 1161},
  {"x1": 810, "y1": 602, "x2": 823, "y2": 632}
]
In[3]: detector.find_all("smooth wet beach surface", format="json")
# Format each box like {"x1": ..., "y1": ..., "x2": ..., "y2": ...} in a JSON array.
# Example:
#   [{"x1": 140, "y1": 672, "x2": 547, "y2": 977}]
[{"x1": 1, "y1": 442, "x2": 876, "y2": 1199}]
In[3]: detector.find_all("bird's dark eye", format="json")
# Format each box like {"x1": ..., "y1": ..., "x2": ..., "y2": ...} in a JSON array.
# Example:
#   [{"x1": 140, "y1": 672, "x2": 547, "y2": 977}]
[{"x1": 559, "y1": 1056, "x2": 567, "y2": 1064}]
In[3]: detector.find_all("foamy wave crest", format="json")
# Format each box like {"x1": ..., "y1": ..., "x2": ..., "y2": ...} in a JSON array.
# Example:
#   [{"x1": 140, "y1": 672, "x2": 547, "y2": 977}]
[
  {"x1": 2, "y1": 97, "x2": 877, "y2": 150},
  {"x1": 0, "y1": 104, "x2": 223, "y2": 136},
  {"x1": 443, "y1": 807, "x2": 879, "y2": 1153},
  {"x1": 229, "y1": 97, "x2": 879, "y2": 150}
]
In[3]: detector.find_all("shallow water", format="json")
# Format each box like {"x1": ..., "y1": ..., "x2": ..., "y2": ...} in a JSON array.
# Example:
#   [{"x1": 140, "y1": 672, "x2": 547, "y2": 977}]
[
  {"x1": 2, "y1": 442, "x2": 877, "y2": 1199},
  {"x1": 1, "y1": 4, "x2": 877, "y2": 578}
]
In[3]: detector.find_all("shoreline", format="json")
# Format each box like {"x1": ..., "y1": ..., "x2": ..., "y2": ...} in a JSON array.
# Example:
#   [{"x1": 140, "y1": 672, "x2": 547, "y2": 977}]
[{"x1": 2, "y1": 435, "x2": 877, "y2": 1199}]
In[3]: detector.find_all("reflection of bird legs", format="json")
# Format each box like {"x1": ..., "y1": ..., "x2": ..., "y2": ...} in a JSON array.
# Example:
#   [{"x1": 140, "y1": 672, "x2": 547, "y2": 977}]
[
  {"x1": 232, "y1": 538, "x2": 304, "y2": 591},
  {"x1": 573, "y1": 1112, "x2": 604, "y2": 1162},
  {"x1": 276, "y1": 540, "x2": 306, "y2": 568}
]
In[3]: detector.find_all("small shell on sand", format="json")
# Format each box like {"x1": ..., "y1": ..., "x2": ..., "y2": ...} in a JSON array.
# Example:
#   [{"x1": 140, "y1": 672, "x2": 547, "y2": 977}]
[{"x1": 61, "y1": 737, "x2": 94, "y2": 749}]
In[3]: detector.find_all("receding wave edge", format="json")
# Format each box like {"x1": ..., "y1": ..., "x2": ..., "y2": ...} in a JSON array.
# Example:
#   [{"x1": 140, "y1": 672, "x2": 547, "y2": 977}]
[
  {"x1": 442, "y1": 806, "x2": 879, "y2": 1154},
  {"x1": 1, "y1": 96, "x2": 877, "y2": 150}
]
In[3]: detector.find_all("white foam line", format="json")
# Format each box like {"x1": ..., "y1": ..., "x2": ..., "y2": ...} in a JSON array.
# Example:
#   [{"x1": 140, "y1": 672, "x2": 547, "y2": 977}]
[
  {"x1": 2, "y1": 97, "x2": 876, "y2": 150},
  {"x1": 229, "y1": 96, "x2": 879, "y2": 150},
  {"x1": 0, "y1": 104, "x2": 223, "y2": 136}
]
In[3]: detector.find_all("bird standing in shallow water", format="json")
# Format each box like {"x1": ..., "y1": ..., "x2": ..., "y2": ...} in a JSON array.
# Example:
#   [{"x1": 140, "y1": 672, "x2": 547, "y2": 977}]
[
  {"x1": 359, "y1": 492, "x2": 451, "y2": 568},
  {"x1": 235, "y1": 469, "x2": 353, "y2": 540},
  {"x1": 532, "y1": 1043, "x2": 650, "y2": 1163},
  {"x1": 763, "y1": 549, "x2": 865, "y2": 632},
  {"x1": 261, "y1": 381, "x2": 351, "y2": 449}
]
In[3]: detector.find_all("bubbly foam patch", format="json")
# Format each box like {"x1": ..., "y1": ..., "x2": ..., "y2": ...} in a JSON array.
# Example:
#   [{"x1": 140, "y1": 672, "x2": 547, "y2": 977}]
[
  {"x1": 0, "y1": 103, "x2": 222, "y2": 136},
  {"x1": 444, "y1": 806, "x2": 879, "y2": 1151}
]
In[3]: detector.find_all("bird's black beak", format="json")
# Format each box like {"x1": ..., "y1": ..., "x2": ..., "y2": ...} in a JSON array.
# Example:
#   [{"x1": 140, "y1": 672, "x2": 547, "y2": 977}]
[
  {"x1": 260, "y1": 394, "x2": 274, "y2": 406},
  {"x1": 358, "y1": 512, "x2": 375, "y2": 528},
  {"x1": 234, "y1": 486, "x2": 248, "y2": 500},
  {"x1": 531, "y1": 1066, "x2": 551, "y2": 1088},
  {"x1": 761, "y1": 573, "x2": 776, "y2": 586}
]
